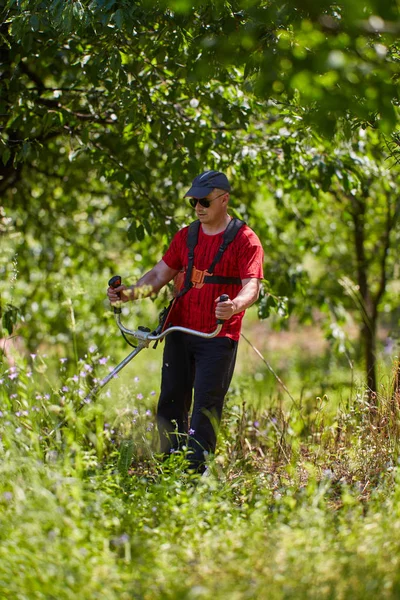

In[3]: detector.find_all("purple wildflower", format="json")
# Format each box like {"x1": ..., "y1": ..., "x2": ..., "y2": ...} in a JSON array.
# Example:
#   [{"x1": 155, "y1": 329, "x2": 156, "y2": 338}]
[
  {"x1": 145, "y1": 409, "x2": 152, "y2": 416},
  {"x1": 150, "y1": 391, "x2": 156, "y2": 396},
  {"x1": 89, "y1": 345, "x2": 96, "y2": 353},
  {"x1": 60, "y1": 358, "x2": 68, "y2": 364},
  {"x1": 99, "y1": 357, "x2": 108, "y2": 365},
  {"x1": 30, "y1": 354, "x2": 37, "y2": 360},
  {"x1": 72, "y1": 375, "x2": 79, "y2": 383},
  {"x1": 8, "y1": 373, "x2": 18, "y2": 380},
  {"x1": 189, "y1": 428, "x2": 195, "y2": 435},
  {"x1": 253, "y1": 421, "x2": 260, "y2": 428},
  {"x1": 134, "y1": 376, "x2": 140, "y2": 382},
  {"x1": 137, "y1": 393, "x2": 143, "y2": 400},
  {"x1": 84, "y1": 364, "x2": 93, "y2": 373},
  {"x1": 15, "y1": 427, "x2": 22, "y2": 434},
  {"x1": 62, "y1": 386, "x2": 69, "y2": 392}
]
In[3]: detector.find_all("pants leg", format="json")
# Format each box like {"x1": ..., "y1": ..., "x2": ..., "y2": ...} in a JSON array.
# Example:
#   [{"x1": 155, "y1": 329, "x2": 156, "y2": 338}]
[
  {"x1": 187, "y1": 337, "x2": 238, "y2": 472},
  {"x1": 156, "y1": 332, "x2": 195, "y2": 454}
]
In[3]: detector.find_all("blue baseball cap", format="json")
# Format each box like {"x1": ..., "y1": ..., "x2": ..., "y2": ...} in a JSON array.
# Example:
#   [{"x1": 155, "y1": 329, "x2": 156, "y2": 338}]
[{"x1": 184, "y1": 170, "x2": 231, "y2": 199}]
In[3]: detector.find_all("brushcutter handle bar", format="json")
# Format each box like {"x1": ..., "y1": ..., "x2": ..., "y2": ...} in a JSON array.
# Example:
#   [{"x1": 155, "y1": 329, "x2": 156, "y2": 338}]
[
  {"x1": 110, "y1": 281, "x2": 229, "y2": 343},
  {"x1": 108, "y1": 275, "x2": 122, "y2": 314},
  {"x1": 115, "y1": 316, "x2": 224, "y2": 343}
]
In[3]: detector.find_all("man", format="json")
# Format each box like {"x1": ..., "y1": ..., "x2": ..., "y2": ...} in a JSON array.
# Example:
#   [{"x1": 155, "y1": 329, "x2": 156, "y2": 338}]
[{"x1": 107, "y1": 170, "x2": 264, "y2": 473}]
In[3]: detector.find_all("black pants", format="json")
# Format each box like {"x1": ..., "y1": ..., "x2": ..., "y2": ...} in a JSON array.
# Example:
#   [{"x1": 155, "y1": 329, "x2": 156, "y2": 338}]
[{"x1": 157, "y1": 332, "x2": 238, "y2": 472}]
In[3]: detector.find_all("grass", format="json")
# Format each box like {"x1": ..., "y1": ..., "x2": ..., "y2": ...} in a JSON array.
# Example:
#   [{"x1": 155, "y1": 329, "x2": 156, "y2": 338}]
[{"x1": 1, "y1": 327, "x2": 400, "y2": 599}]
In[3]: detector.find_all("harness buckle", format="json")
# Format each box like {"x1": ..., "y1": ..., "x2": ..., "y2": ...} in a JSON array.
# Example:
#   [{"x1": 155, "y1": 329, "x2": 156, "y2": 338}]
[{"x1": 191, "y1": 268, "x2": 211, "y2": 289}]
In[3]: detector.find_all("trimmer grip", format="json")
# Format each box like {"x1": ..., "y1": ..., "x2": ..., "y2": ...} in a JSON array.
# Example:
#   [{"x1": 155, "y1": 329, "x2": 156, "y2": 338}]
[
  {"x1": 217, "y1": 294, "x2": 229, "y2": 324},
  {"x1": 108, "y1": 275, "x2": 122, "y2": 288},
  {"x1": 108, "y1": 275, "x2": 122, "y2": 314}
]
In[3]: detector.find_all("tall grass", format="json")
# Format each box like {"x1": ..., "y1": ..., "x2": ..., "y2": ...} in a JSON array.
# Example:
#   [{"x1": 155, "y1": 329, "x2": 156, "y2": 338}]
[{"x1": 1, "y1": 350, "x2": 400, "y2": 599}]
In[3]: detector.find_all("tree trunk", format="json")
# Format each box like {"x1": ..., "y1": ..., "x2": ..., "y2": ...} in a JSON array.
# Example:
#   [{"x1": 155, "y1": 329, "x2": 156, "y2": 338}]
[
  {"x1": 362, "y1": 319, "x2": 377, "y2": 396},
  {"x1": 351, "y1": 198, "x2": 378, "y2": 398}
]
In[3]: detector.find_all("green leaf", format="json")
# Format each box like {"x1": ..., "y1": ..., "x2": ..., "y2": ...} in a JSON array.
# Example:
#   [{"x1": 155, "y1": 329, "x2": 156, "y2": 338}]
[
  {"x1": 136, "y1": 224, "x2": 145, "y2": 241},
  {"x1": 127, "y1": 222, "x2": 136, "y2": 241},
  {"x1": 117, "y1": 439, "x2": 134, "y2": 476},
  {"x1": 2, "y1": 306, "x2": 18, "y2": 335},
  {"x1": 30, "y1": 15, "x2": 40, "y2": 32},
  {"x1": 143, "y1": 220, "x2": 152, "y2": 235},
  {"x1": 2, "y1": 148, "x2": 11, "y2": 166},
  {"x1": 113, "y1": 9, "x2": 124, "y2": 29}
]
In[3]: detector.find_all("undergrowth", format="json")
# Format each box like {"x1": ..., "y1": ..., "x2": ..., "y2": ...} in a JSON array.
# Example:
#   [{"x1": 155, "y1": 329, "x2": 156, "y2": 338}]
[{"x1": 1, "y1": 354, "x2": 400, "y2": 599}]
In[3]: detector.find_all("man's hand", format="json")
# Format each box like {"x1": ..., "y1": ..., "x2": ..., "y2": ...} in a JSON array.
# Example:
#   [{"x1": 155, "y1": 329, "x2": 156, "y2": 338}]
[
  {"x1": 215, "y1": 296, "x2": 237, "y2": 321},
  {"x1": 107, "y1": 284, "x2": 133, "y2": 304}
]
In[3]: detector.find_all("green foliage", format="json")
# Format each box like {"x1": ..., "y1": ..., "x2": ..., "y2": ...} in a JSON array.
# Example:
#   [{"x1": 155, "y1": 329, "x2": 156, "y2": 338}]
[
  {"x1": 1, "y1": 0, "x2": 400, "y2": 383},
  {"x1": 1, "y1": 350, "x2": 400, "y2": 598}
]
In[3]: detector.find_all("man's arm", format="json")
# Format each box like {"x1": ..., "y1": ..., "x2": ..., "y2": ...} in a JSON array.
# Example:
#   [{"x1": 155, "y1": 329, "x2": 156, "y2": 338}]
[
  {"x1": 107, "y1": 260, "x2": 179, "y2": 304},
  {"x1": 214, "y1": 278, "x2": 261, "y2": 320}
]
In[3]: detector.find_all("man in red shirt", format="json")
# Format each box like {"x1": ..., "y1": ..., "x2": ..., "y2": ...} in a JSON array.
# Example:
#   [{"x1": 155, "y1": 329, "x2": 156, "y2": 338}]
[{"x1": 107, "y1": 171, "x2": 264, "y2": 473}]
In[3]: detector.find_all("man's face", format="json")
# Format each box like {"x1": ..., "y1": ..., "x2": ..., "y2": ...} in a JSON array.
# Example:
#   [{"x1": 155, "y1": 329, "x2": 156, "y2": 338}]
[{"x1": 191, "y1": 189, "x2": 228, "y2": 223}]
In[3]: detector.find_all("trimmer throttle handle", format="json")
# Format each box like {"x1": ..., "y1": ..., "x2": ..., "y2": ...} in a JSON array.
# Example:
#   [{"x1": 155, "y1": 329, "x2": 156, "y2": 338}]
[
  {"x1": 108, "y1": 275, "x2": 122, "y2": 314},
  {"x1": 217, "y1": 294, "x2": 230, "y2": 324},
  {"x1": 109, "y1": 275, "x2": 122, "y2": 288}
]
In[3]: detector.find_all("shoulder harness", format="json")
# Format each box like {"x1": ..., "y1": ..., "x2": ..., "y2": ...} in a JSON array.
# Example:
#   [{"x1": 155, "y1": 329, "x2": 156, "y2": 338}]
[
  {"x1": 177, "y1": 217, "x2": 245, "y2": 296},
  {"x1": 156, "y1": 218, "x2": 245, "y2": 337}
]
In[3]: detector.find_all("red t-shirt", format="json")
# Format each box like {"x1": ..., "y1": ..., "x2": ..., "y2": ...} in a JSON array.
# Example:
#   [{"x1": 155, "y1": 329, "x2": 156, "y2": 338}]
[{"x1": 162, "y1": 222, "x2": 264, "y2": 341}]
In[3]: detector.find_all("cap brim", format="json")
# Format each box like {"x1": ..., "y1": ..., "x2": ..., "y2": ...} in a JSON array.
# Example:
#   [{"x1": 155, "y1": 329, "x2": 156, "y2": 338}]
[{"x1": 184, "y1": 186, "x2": 214, "y2": 199}]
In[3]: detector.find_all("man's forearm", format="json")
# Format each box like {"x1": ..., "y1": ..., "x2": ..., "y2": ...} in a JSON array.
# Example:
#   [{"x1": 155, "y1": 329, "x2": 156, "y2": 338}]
[
  {"x1": 124, "y1": 270, "x2": 164, "y2": 300},
  {"x1": 232, "y1": 281, "x2": 260, "y2": 314}
]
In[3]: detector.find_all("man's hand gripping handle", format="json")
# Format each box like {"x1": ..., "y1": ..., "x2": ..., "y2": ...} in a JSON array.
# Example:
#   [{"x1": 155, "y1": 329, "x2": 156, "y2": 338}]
[
  {"x1": 108, "y1": 275, "x2": 122, "y2": 314},
  {"x1": 216, "y1": 294, "x2": 229, "y2": 324}
]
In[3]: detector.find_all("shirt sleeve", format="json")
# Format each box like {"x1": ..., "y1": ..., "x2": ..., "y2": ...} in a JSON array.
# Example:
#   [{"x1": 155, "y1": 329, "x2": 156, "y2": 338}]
[
  {"x1": 237, "y1": 229, "x2": 264, "y2": 280},
  {"x1": 162, "y1": 228, "x2": 186, "y2": 271}
]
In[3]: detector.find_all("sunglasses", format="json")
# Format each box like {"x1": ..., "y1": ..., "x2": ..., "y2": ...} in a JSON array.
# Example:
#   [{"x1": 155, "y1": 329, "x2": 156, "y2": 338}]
[{"x1": 188, "y1": 192, "x2": 226, "y2": 209}]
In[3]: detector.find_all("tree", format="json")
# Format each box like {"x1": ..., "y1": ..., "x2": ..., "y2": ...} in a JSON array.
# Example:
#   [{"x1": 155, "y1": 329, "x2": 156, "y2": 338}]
[
  {"x1": 1, "y1": 0, "x2": 400, "y2": 389},
  {"x1": 250, "y1": 126, "x2": 400, "y2": 395}
]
